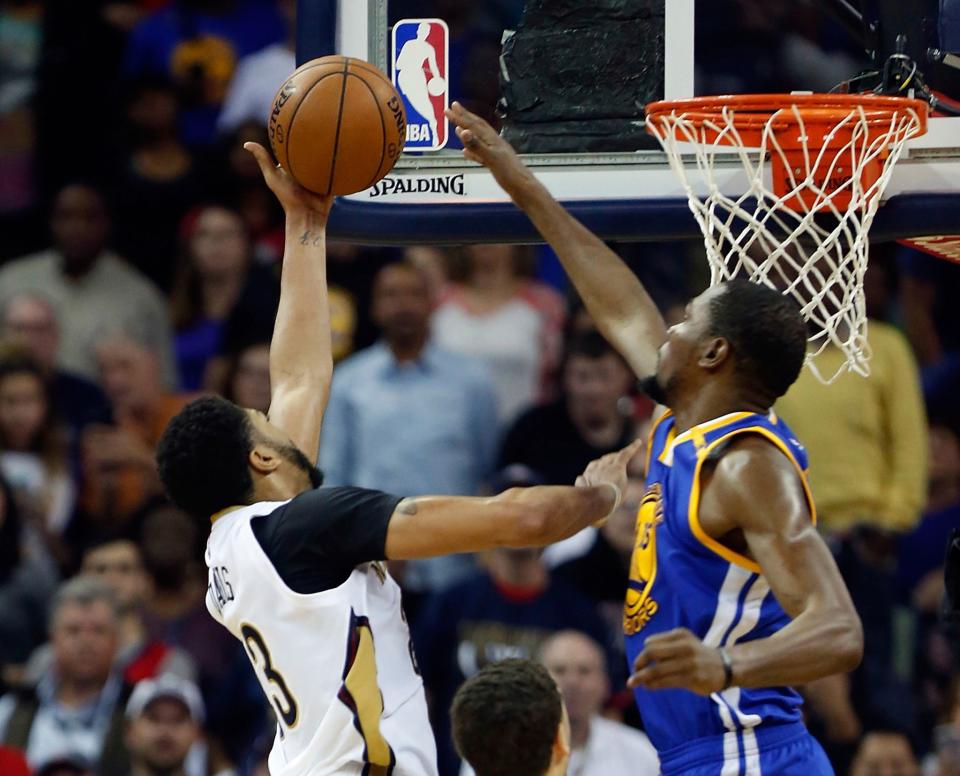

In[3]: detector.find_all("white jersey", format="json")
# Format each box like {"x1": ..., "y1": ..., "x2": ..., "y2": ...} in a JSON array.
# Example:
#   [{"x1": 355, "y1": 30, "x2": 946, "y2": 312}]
[{"x1": 205, "y1": 500, "x2": 438, "y2": 775}]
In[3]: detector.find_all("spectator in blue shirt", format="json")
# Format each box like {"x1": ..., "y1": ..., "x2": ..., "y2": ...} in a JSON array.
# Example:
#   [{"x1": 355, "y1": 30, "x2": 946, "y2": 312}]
[{"x1": 319, "y1": 261, "x2": 499, "y2": 591}]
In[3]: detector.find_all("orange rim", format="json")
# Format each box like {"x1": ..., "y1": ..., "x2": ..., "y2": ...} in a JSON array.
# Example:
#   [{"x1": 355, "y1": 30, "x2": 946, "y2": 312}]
[{"x1": 645, "y1": 93, "x2": 929, "y2": 133}]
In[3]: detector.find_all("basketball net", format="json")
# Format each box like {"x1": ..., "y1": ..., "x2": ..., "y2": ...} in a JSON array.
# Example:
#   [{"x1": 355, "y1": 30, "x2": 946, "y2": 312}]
[{"x1": 646, "y1": 95, "x2": 927, "y2": 383}]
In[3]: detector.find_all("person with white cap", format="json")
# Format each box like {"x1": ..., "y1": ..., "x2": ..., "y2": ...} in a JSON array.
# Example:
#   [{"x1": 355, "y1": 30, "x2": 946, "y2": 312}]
[{"x1": 124, "y1": 674, "x2": 230, "y2": 776}]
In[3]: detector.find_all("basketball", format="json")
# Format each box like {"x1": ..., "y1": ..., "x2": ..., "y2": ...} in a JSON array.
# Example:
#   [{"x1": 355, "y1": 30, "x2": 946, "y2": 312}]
[
  {"x1": 427, "y1": 76, "x2": 446, "y2": 97},
  {"x1": 267, "y1": 56, "x2": 407, "y2": 196}
]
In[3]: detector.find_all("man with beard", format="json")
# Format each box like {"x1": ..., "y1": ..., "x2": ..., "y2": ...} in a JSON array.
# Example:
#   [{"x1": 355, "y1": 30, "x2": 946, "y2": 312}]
[
  {"x1": 447, "y1": 102, "x2": 863, "y2": 776},
  {"x1": 124, "y1": 675, "x2": 210, "y2": 776},
  {"x1": 156, "y1": 143, "x2": 638, "y2": 776}
]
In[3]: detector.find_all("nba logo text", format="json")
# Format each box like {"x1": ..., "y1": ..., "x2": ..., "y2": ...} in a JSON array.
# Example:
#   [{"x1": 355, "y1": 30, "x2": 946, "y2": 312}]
[{"x1": 392, "y1": 18, "x2": 449, "y2": 151}]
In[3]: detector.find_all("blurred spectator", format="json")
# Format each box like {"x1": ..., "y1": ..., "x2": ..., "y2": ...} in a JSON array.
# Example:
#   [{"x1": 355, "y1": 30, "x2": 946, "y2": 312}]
[
  {"x1": 0, "y1": 0, "x2": 43, "y2": 259},
  {"x1": 213, "y1": 123, "x2": 284, "y2": 265},
  {"x1": 499, "y1": 330, "x2": 636, "y2": 485},
  {"x1": 124, "y1": 674, "x2": 229, "y2": 776},
  {"x1": 899, "y1": 246, "x2": 960, "y2": 413},
  {"x1": 538, "y1": 631, "x2": 658, "y2": 776},
  {"x1": 2, "y1": 294, "x2": 113, "y2": 438},
  {"x1": 0, "y1": 576, "x2": 130, "y2": 774},
  {"x1": 112, "y1": 76, "x2": 209, "y2": 294},
  {"x1": 123, "y1": 0, "x2": 286, "y2": 147},
  {"x1": 413, "y1": 544, "x2": 610, "y2": 776},
  {"x1": 0, "y1": 349, "x2": 75, "y2": 539},
  {"x1": 432, "y1": 244, "x2": 566, "y2": 426},
  {"x1": 320, "y1": 262, "x2": 498, "y2": 592},
  {"x1": 82, "y1": 538, "x2": 197, "y2": 684},
  {"x1": 170, "y1": 204, "x2": 277, "y2": 390},
  {"x1": 78, "y1": 335, "x2": 190, "y2": 530},
  {"x1": 849, "y1": 730, "x2": 921, "y2": 776},
  {"x1": 776, "y1": 325, "x2": 927, "y2": 536},
  {"x1": 897, "y1": 422, "x2": 960, "y2": 749},
  {"x1": 898, "y1": 422, "x2": 960, "y2": 611},
  {"x1": 452, "y1": 659, "x2": 569, "y2": 776},
  {"x1": 217, "y1": 339, "x2": 270, "y2": 414},
  {"x1": 0, "y1": 183, "x2": 177, "y2": 387},
  {"x1": 324, "y1": 242, "x2": 401, "y2": 359},
  {"x1": 776, "y1": 308, "x2": 927, "y2": 735},
  {"x1": 217, "y1": 0, "x2": 295, "y2": 134},
  {"x1": 35, "y1": 753, "x2": 94, "y2": 776},
  {"x1": 0, "y1": 472, "x2": 59, "y2": 680},
  {"x1": 404, "y1": 245, "x2": 449, "y2": 301},
  {"x1": 136, "y1": 503, "x2": 261, "y2": 768}
]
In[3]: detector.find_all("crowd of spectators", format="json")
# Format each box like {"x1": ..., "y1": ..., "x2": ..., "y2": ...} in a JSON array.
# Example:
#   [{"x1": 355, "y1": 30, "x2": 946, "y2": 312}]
[{"x1": 0, "y1": 2, "x2": 959, "y2": 776}]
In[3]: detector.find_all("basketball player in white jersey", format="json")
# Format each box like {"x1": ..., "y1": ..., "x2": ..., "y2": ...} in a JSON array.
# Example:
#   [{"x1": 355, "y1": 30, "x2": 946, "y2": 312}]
[
  {"x1": 156, "y1": 143, "x2": 638, "y2": 776},
  {"x1": 396, "y1": 22, "x2": 442, "y2": 144}
]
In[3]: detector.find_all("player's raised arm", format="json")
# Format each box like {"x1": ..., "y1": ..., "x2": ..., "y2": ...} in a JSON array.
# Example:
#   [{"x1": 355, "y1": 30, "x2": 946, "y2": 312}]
[
  {"x1": 384, "y1": 440, "x2": 642, "y2": 559},
  {"x1": 245, "y1": 142, "x2": 334, "y2": 461},
  {"x1": 628, "y1": 436, "x2": 863, "y2": 694},
  {"x1": 447, "y1": 102, "x2": 667, "y2": 380}
]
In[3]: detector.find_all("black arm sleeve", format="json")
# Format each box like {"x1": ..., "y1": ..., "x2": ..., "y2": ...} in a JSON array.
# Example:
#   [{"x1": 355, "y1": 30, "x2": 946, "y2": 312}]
[{"x1": 251, "y1": 486, "x2": 403, "y2": 594}]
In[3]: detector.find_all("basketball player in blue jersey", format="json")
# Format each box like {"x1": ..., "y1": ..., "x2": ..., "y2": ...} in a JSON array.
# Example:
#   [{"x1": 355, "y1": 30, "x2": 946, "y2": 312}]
[{"x1": 449, "y1": 102, "x2": 864, "y2": 776}]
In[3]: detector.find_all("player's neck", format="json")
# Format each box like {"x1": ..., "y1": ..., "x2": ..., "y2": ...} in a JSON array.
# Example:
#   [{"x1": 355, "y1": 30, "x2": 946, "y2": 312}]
[{"x1": 671, "y1": 383, "x2": 769, "y2": 433}]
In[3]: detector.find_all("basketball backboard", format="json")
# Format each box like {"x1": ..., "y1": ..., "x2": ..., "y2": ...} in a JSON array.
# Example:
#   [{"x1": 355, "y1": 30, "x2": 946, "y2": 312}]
[{"x1": 297, "y1": 0, "x2": 960, "y2": 245}]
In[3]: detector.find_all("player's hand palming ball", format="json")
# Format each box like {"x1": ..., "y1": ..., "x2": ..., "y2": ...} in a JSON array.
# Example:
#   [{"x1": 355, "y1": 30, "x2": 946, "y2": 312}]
[{"x1": 268, "y1": 55, "x2": 407, "y2": 196}]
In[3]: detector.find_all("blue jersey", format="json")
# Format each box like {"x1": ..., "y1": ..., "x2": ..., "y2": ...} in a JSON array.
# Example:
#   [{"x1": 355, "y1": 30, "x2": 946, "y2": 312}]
[{"x1": 624, "y1": 410, "x2": 815, "y2": 756}]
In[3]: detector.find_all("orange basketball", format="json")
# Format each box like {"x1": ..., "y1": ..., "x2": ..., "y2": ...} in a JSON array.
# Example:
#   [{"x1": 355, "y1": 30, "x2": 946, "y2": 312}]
[{"x1": 267, "y1": 56, "x2": 407, "y2": 196}]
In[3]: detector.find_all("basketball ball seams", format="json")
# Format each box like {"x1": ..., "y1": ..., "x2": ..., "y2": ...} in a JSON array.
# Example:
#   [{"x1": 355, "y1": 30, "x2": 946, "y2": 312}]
[
  {"x1": 283, "y1": 70, "x2": 342, "y2": 185},
  {"x1": 348, "y1": 59, "x2": 394, "y2": 85},
  {"x1": 325, "y1": 58, "x2": 351, "y2": 195},
  {"x1": 273, "y1": 55, "x2": 403, "y2": 195},
  {"x1": 347, "y1": 72, "x2": 388, "y2": 191}
]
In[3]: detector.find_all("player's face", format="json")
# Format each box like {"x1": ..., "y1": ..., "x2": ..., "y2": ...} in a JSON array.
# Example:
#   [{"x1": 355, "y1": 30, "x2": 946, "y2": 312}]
[
  {"x1": 643, "y1": 287, "x2": 720, "y2": 405},
  {"x1": 245, "y1": 409, "x2": 324, "y2": 490}
]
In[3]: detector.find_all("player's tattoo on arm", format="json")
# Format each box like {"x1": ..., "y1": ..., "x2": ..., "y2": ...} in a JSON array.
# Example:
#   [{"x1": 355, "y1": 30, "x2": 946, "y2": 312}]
[
  {"x1": 395, "y1": 498, "x2": 418, "y2": 516},
  {"x1": 298, "y1": 229, "x2": 323, "y2": 247}
]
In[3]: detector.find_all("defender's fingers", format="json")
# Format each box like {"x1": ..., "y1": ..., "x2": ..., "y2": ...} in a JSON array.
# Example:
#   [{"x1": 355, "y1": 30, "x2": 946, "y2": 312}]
[{"x1": 618, "y1": 438, "x2": 646, "y2": 462}]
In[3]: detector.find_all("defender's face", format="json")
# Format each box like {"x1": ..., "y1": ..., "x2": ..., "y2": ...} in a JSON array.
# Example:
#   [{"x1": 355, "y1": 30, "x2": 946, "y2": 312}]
[{"x1": 650, "y1": 286, "x2": 722, "y2": 402}]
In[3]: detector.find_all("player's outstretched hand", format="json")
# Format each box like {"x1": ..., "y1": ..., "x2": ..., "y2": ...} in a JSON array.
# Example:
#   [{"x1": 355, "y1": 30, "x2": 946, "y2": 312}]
[
  {"x1": 446, "y1": 102, "x2": 537, "y2": 199},
  {"x1": 628, "y1": 628, "x2": 727, "y2": 696},
  {"x1": 245, "y1": 142, "x2": 334, "y2": 222}
]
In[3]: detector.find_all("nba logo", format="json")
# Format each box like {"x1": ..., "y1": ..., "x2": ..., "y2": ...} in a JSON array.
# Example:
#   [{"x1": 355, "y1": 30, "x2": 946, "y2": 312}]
[{"x1": 392, "y1": 18, "x2": 449, "y2": 151}]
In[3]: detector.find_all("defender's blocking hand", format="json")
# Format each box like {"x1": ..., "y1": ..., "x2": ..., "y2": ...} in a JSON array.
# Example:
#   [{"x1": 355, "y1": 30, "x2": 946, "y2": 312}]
[{"x1": 445, "y1": 102, "x2": 538, "y2": 198}]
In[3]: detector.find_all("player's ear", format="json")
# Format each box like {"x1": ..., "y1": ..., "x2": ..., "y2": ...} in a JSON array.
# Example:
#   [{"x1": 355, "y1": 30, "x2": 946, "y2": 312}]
[
  {"x1": 249, "y1": 444, "x2": 282, "y2": 474},
  {"x1": 698, "y1": 336, "x2": 730, "y2": 370}
]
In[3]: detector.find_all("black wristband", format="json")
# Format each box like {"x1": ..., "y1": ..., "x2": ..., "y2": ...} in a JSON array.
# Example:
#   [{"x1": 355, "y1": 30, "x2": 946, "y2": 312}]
[{"x1": 719, "y1": 647, "x2": 734, "y2": 690}]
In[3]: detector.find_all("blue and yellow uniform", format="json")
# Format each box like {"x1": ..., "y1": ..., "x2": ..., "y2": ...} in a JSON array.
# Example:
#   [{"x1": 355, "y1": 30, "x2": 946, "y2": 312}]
[{"x1": 625, "y1": 410, "x2": 834, "y2": 776}]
